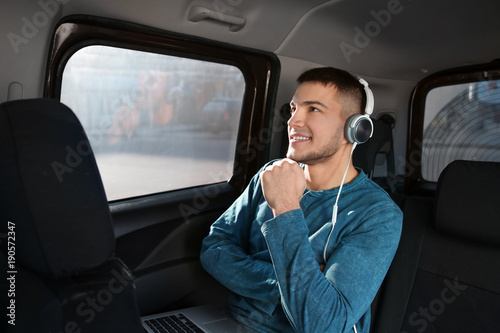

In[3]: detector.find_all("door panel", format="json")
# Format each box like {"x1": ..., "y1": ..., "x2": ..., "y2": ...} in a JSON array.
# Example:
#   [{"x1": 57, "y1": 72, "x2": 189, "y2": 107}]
[{"x1": 111, "y1": 183, "x2": 239, "y2": 314}]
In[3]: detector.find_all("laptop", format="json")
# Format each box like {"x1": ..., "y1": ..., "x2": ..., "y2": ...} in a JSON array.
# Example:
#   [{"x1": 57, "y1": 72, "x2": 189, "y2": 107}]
[{"x1": 141, "y1": 305, "x2": 243, "y2": 333}]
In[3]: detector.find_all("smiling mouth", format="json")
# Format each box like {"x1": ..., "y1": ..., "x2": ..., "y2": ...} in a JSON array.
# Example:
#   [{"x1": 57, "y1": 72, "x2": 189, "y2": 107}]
[{"x1": 290, "y1": 135, "x2": 311, "y2": 143}]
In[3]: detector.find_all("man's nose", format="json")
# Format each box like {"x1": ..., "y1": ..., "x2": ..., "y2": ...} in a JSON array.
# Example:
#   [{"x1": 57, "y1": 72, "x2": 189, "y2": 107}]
[{"x1": 288, "y1": 108, "x2": 305, "y2": 128}]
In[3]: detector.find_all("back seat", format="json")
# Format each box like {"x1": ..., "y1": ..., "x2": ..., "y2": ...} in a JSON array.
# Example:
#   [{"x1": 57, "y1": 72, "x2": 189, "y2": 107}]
[{"x1": 371, "y1": 160, "x2": 500, "y2": 332}]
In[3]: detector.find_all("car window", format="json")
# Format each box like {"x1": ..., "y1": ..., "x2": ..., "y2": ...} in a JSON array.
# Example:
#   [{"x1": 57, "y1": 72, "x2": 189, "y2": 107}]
[
  {"x1": 422, "y1": 79, "x2": 500, "y2": 181},
  {"x1": 61, "y1": 45, "x2": 245, "y2": 200}
]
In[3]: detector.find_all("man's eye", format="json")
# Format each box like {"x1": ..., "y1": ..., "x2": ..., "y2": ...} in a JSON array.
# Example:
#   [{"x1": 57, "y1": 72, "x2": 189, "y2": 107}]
[
  {"x1": 310, "y1": 107, "x2": 320, "y2": 112},
  {"x1": 290, "y1": 107, "x2": 296, "y2": 114}
]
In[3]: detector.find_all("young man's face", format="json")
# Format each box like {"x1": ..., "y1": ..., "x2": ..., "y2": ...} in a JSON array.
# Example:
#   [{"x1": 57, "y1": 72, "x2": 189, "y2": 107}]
[{"x1": 286, "y1": 81, "x2": 346, "y2": 165}]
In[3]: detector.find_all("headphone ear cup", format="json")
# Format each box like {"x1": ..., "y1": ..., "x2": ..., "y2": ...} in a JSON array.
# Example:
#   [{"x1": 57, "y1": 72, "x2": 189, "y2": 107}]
[{"x1": 345, "y1": 115, "x2": 373, "y2": 144}]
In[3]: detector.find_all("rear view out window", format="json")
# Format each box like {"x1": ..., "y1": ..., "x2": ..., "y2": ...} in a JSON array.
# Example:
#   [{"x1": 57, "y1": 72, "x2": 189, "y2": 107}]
[
  {"x1": 61, "y1": 45, "x2": 245, "y2": 200},
  {"x1": 422, "y1": 79, "x2": 500, "y2": 181}
]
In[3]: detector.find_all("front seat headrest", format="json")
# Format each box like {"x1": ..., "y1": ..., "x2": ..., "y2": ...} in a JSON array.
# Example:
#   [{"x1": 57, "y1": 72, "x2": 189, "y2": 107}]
[
  {"x1": 0, "y1": 98, "x2": 115, "y2": 278},
  {"x1": 434, "y1": 160, "x2": 500, "y2": 246}
]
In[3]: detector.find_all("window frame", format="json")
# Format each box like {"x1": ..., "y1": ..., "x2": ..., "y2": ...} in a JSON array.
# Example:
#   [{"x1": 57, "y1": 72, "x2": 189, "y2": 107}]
[
  {"x1": 44, "y1": 15, "x2": 280, "y2": 199},
  {"x1": 407, "y1": 59, "x2": 500, "y2": 193}
]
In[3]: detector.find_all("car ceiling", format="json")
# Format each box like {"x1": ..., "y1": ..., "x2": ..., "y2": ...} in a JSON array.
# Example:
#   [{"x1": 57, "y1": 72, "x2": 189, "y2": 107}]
[{"x1": 57, "y1": 0, "x2": 500, "y2": 83}]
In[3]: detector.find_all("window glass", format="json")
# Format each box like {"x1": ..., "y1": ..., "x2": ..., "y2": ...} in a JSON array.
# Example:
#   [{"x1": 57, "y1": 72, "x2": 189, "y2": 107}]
[
  {"x1": 61, "y1": 45, "x2": 245, "y2": 200},
  {"x1": 422, "y1": 79, "x2": 500, "y2": 181}
]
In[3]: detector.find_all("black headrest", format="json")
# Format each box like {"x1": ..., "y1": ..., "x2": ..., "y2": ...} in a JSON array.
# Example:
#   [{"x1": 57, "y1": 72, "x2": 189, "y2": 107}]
[
  {"x1": 434, "y1": 160, "x2": 500, "y2": 245},
  {"x1": 0, "y1": 98, "x2": 115, "y2": 278},
  {"x1": 352, "y1": 118, "x2": 393, "y2": 175}
]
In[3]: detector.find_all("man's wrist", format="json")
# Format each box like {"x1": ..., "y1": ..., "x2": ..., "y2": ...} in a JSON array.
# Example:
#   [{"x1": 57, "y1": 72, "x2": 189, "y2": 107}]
[{"x1": 271, "y1": 204, "x2": 301, "y2": 217}]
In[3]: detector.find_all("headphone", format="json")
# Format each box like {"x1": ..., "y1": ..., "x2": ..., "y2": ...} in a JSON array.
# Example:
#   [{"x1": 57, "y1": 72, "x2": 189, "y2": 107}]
[
  {"x1": 344, "y1": 77, "x2": 374, "y2": 144},
  {"x1": 323, "y1": 75, "x2": 374, "y2": 265}
]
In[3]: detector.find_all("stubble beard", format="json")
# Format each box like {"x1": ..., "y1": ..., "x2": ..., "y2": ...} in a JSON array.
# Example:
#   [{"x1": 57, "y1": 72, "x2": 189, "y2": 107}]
[{"x1": 286, "y1": 126, "x2": 344, "y2": 165}]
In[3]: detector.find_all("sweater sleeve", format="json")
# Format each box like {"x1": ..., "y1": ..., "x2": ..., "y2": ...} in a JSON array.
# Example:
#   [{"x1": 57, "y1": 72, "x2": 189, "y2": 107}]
[
  {"x1": 261, "y1": 206, "x2": 402, "y2": 333},
  {"x1": 200, "y1": 173, "x2": 281, "y2": 315}
]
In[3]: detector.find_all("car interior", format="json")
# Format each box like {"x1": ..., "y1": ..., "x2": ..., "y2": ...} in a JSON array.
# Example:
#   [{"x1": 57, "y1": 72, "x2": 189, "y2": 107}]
[{"x1": 1, "y1": 0, "x2": 499, "y2": 332}]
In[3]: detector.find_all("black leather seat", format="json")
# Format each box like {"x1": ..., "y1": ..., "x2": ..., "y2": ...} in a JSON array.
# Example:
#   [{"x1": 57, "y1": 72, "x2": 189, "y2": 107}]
[
  {"x1": 372, "y1": 160, "x2": 500, "y2": 332},
  {"x1": 0, "y1": 98, "x2": 143, "y2": 332}
]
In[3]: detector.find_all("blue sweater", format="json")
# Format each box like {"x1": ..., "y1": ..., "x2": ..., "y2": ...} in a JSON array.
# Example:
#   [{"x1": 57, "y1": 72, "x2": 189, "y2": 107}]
[{"x1": 200, "y1": 163, "x2": 402, "y2": 332}]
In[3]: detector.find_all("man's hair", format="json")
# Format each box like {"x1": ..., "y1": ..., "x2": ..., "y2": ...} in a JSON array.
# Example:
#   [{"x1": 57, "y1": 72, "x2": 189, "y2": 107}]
[{"x1": 297, "y1": 67, "x2": 366, "y2": 119}]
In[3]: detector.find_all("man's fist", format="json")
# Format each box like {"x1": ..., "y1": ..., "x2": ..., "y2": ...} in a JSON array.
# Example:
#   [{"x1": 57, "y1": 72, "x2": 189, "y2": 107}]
[{"x1": 259, "y1": 159, "x2": 306, "y2": 217}]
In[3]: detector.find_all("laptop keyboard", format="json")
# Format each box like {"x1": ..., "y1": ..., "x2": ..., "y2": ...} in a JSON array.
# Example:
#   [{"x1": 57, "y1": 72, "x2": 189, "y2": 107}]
[{"x1": 144, "y1": 313, "x2": 205, "y2": 333}]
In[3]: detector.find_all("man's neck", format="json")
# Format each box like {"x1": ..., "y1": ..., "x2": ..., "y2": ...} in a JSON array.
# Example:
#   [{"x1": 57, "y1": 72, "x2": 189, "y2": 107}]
[{"x1": 304, "y1": 144, "x2": 359, "y2": 191}]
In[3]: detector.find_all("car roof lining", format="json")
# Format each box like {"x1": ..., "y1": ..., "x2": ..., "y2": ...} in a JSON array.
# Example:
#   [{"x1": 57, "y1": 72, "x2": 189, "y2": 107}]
[{"x1": 58, "y1": 0, "x2": 500, "y2": 82}]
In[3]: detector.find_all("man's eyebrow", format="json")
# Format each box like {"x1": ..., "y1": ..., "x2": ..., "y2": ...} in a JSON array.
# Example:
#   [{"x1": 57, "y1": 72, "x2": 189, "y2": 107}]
[{"x1": 295, "y1": 100, "x2": 328, "y2": 109}]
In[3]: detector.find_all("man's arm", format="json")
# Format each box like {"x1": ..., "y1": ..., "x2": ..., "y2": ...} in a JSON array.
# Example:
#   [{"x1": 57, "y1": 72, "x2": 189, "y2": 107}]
[
  {"x1": 262, "y1": 207, "x2": 401, "y2": 332},
  {"x1": 200, "y1": 172, "x2": 281, "y2": 314},
  {"x1": 259, "y1": 159, "x2": 402, "y2": 332}
]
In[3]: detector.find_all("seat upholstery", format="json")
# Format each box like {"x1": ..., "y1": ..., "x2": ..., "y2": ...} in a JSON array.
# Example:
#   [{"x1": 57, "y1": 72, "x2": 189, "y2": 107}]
[
  {"x1": 0, "y1": 98, "x2": 143, "y2": 332},
  {"x1": 433, "y1": 160, "x2": 500, "y2": 245},
  {"x1": 371, "y1": 160, "x2": 500, "y2": 332},
  {"x1": 352, "y1": 118, "x2": 395, "y2": 178}
]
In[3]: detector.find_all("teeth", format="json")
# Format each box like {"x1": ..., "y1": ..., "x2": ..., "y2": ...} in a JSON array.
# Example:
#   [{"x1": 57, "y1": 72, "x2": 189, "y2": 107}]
[{"x1": 293, "y1": 136, "x2": 310, "y2": 141}]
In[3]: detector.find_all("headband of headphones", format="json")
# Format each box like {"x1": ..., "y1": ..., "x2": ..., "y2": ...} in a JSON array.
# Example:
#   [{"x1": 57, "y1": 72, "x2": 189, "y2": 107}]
[{"x1": 353, "y1": 76, "x2": 374, "y2": 116}]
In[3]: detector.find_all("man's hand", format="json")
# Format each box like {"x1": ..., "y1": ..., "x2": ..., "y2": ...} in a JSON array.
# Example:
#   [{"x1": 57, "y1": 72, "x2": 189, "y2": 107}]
[{"x1": 260, "y1": 159, "x2": 306, "y2": 217}]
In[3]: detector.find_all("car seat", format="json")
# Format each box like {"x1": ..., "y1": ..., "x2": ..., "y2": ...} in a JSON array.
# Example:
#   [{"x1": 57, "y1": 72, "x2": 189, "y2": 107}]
[
  {"x1": 0, "y1": 98, "x2": 143, "y2": 332},
  {"x1": 371, "y1": 160, "x2": 500, "y2": 332}
]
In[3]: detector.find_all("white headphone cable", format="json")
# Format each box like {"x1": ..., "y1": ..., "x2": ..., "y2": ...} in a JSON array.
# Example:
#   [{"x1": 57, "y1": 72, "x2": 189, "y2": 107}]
[{"x1": 323, "y1": 142, "x2": 358, "y2": 264}]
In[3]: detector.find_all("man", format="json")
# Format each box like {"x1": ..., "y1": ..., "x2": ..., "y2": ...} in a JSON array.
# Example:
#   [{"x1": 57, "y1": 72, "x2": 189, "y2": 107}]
[{"x1": 200, "y1": 67, "x2": 402, "y2": 332}]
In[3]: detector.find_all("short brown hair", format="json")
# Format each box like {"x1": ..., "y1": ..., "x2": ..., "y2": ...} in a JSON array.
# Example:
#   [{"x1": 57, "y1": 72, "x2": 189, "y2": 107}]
[{"x1": 297, "y1": 67, "x2": 366, "y2": 119}]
